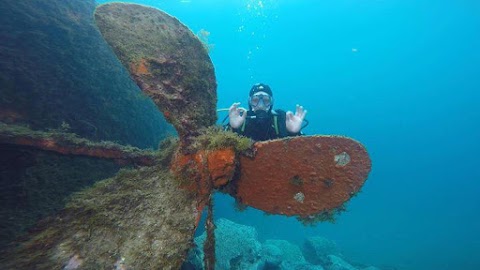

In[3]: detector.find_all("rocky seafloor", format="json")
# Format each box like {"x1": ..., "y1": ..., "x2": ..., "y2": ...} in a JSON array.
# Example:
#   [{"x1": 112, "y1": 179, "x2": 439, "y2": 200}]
[{"x1": 182, "y1": 218, "x2": 395, "y2": 270}]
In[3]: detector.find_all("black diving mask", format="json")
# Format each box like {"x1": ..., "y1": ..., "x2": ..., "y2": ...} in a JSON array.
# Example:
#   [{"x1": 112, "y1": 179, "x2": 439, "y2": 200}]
[{"x1": 249, "y1": 94, "x2": 272, "y2": 108}]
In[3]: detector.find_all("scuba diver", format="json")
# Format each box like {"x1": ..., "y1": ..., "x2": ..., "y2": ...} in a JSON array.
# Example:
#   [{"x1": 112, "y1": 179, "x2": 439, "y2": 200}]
[{"x1": 225, "y1": 83, "x2": 308, "y2": 141}]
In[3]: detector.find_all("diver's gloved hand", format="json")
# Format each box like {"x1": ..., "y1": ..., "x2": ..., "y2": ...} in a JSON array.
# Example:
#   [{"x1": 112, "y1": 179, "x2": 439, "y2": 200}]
[
  {"x1": 286, "y1": 104, "x2": 307, "y2": 134},
  {"x1": 229, "y1": 102, "x2": 247, "y2": 129}
]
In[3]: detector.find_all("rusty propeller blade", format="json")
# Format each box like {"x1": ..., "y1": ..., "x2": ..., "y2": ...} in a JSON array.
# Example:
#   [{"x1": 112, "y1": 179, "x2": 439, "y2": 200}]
[
  {"x1": 234, "y1": 136, "x2": 371, "y2": 219},
  {"x1": 95, "y1": 3, "x2": 217, "y2": 149}
]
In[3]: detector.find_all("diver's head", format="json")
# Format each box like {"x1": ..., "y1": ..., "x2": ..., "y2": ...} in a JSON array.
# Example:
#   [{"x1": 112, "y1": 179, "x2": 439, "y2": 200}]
[{"x1": 248, "y1": 83, "x2": 274, "y2": 113}]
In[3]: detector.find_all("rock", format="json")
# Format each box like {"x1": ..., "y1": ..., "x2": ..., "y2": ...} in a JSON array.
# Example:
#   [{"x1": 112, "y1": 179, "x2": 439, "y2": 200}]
[
  {"x1": 261, "y1": 244, "x2": 283, "y2": 267},
  {"x1": 302, "y1": 236, "x2": 340, "y2": 265},
  {"x1": 195, "y1": 218, "x2": 262, "y2": 270},
  {"x1": 265, "y1": 239, "x2": 306, "y2": 263},
  {"x1": 280, "y1": 261, "x2": 325, "y2": 270},
  {"x1": 362, "y1": 267, "x2": 381, "y2": 270},
  {"x1": 325, "y1": 255, "x2": 358, "y2": 270}
]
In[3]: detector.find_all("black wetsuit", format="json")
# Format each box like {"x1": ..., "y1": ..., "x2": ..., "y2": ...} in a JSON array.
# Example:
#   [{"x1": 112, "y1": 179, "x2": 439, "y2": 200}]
[{"x1": 230, "y1": 109, "x2": 300, "y2": 141}]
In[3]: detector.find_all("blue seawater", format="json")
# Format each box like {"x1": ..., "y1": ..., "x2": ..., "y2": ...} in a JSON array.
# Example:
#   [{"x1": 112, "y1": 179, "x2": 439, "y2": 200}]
[{"x1": 96, "y1": 1, "x2": 480, "y2": 269}]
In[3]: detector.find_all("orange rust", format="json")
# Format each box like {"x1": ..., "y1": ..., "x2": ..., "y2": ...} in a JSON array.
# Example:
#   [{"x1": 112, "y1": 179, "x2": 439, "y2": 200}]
[
  {"x1": 235, "y1": 136, "x2": 371, "y2": 217},
  {"x1": 194, "y1": 202, "x2": 206, "y2": 228},
  {"x1": 207, "y1": 148, "x2": 236, "y2": 187},
  {"x1": 0, "y1": 130, "x2": 155, "y2": 166},
  {"x1": 170, "y1": 148, "x2": 236, "y2": 225},
  {"x1": 171, "y1": 151, "x2": 210, "y2": 227},
  {"x1": 163, "y1": 111, "x2": 171, "y2": 120},
  {"x1": 39, "y1": 138, "x2": 56, "y2": 148},
  {"x1": 170, "y1": 148, "x2": 236, "y2": 192},
  {"x1": 129, "y1": 58, "x2": 150, "y2": 75}
]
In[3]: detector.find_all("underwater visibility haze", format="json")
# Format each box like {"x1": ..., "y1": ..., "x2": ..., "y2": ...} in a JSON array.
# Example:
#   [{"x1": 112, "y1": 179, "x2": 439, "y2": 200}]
[
  {"x1": 115, "y1": 1, "x2": 479, "y2": 269},
  {"x1": 1, "y1": 0, "x2": 480, "y2": 269}
]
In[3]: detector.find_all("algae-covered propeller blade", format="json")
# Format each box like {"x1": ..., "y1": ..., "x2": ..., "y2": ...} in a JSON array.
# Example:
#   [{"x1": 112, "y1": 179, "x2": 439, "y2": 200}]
[{"x1": 95, "y1": 3, "x2": 217, "y2": 148}]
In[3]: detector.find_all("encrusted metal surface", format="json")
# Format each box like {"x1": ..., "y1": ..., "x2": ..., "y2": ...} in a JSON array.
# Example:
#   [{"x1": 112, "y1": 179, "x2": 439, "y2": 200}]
[
  {"x1": 95, "y1": 3, "x2": 217, "y2": 149},
  {"x1": 236, "y1": 136, "x2": 371, "y2": 217}
]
